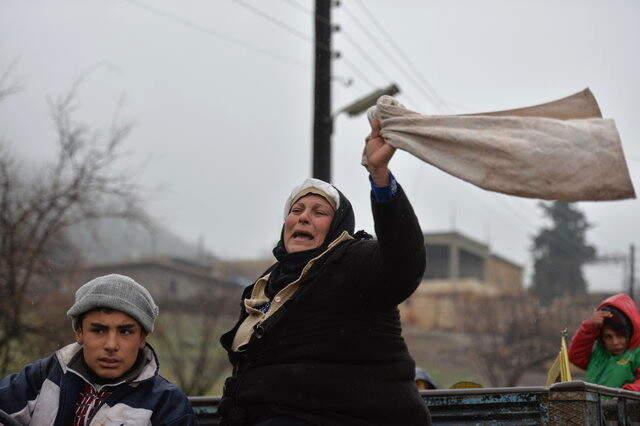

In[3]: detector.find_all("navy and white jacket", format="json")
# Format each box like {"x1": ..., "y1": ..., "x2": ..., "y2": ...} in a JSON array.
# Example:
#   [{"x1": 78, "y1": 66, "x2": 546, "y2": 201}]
[{"x1": 0, "y1": 343, "x2": 196, "y2": 425}]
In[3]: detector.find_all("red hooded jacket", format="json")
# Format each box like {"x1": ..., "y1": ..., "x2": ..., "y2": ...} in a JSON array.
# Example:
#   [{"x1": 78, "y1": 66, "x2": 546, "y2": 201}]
[{"x1": 568, "y1": 293, "x2": 640, "y2": 391}]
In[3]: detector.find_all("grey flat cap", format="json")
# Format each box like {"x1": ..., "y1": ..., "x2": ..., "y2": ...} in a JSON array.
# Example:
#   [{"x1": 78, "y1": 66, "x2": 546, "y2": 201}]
[{"x1": 67, "y1": 274, "x2": 159, "y2": 333}]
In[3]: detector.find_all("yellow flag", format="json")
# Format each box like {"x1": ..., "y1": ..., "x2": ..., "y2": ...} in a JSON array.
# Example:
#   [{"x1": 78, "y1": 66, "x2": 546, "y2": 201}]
[
  {"x1": 450, "y1": 381, "x2": 483, "y2": 389},
  {"x1": 546, "y1": 331, "x2": 572, "y2": 386}
]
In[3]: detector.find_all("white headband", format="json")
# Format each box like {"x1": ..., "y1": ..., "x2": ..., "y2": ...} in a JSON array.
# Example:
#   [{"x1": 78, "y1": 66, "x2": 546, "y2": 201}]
[{"x1": 283, "y1": 178, "x2": 340, "y2": 219}]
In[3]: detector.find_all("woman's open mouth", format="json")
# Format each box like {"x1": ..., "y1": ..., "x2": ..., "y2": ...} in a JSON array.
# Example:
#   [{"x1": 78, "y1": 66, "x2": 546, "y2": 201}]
[{"x1": 292, "y1": 231, "x2": 314, "y2": 241}]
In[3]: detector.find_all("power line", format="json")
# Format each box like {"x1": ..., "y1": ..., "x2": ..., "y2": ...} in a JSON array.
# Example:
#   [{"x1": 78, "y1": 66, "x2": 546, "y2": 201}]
[
  {"x1": 352, "y1": 0, "x2": 449, "y2": 110},
  {"x1": 233, "y1": 0, "x2": 312, "y2": 44},
  {"x1": 282, "y1": 0, "x2": 313, "y2": 15},
  {"x1": 341, "y1": 57, "x2": 376, "y2": 89},
  {"x1": 351, "y1": 0, "x2": 452, "y2": 113},
  {"x1": 414, "y1": 171, "x2": 597, "y2": 271},
  {"x1": 236, "y1": 0, "x2": 376, "y2": 92},
  {"x1": 422, "y1": 172, "x2": 597, "y2": 261},
  {"x1": 340, "y1": 31, "x2": 420, "y2": 107},
  {"x1": 443, "y1": 177, "x2": 600, "y2": 262},
  {"x1": 339, "y1": 3, "x2": 444, "y2": 112},
  {"x1": 285, "y1": 0, "x2": 433, "y2": 111},
  {"x1": 233, "y1": 0, "x2": 335, "y2": 53},
  {"x1": 122, "y1": 0, "x2": 310, "y2": 70},
  {"x1": 407, "y1": 164, "x2": 530, "y2": 244},
  {"x1": 281, "y1": 0, "x2": 419, "y2": 106},
  {"x1": 321, "y1": 2, "x2": 599, "y2": 258},
  {"x1": 410, "y1": 165, "x2": 580, "y2": 259},
  {"x1": 498, "y1": 198, "x2": 589, "y2": 260},
  {"x1": 280, "y1": 1, "x2": 612, "y2": 259}
]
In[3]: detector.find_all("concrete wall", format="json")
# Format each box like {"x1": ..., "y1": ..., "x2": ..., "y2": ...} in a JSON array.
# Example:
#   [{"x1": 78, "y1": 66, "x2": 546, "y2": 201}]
[{"x1": 486, "y1": 255, "x2": 524, "y2": 295}]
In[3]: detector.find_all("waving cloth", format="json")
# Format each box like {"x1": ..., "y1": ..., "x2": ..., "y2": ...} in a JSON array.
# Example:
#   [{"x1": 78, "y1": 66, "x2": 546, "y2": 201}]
[{"x1": 367, "y1": 89, "x2": 636, "y2": 201}]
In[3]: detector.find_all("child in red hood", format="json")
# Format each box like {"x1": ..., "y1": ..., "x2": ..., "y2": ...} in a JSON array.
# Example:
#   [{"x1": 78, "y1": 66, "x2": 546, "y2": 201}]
[{"x1": 568, "y1": 293, "x2": 640, "y2": 390}]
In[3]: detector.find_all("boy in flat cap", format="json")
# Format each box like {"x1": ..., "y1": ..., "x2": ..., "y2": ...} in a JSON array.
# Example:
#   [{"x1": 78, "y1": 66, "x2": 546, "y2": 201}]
[{"x1": 0, "y1": 274, "x2": 196, "y2": 425}]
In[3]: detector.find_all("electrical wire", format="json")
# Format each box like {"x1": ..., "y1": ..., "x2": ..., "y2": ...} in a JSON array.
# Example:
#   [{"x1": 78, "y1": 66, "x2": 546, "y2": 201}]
[
  {"x1": 416, "y1": 162, "x2": 596, "y2": 262},
  {"x1": 234, "y1": 0, "x2": 379, "y2": 94},
  {"x1": 282, "y1": 0, "x2": 313, "y2": 15},
  {"x1": 493, "y1": 195, "x2": 600, "y2": 260},
  {"x1": 339, "y1": 3, "x2": 441, "y2": 111},
  {"x1": 341, "y1": 57, "x2": 376, "y2": 89},
  {"x1": 233, "y1": 0, "x2": 312, "y2": 44},
  {"x1": 127, "y1": 0, "x2": 380, "y2": 112},
  {"x1": 340, "y1": 31, "x2": 420, "y2": 107},
  {"x1": 496, "y1": 196, "x2": 601, "y2": 264},
  {"x1": 232, "y1": 0, "x2": 335, "y2": 53},
  {"x1": 281, "y1": 0, "x2": 419, "y2": 106},
  {"x1": 351, "y1": 0, "x2": 452, "y2": 113},
  {"x1": 122, "y1": 0, "x2": 310, "y2": 70},
  {"x1": 284, "y1": 0, "x2": 441, "y2": 109},
  {"x1": 279, "y1": 1, "x2": 603, "y2": 259},
  {"x1": 125, "y1": 0, "x2": 622, "y2": 263},
  {"x1": 282, "y1": 0, "x2": 612, "y2": 260}
]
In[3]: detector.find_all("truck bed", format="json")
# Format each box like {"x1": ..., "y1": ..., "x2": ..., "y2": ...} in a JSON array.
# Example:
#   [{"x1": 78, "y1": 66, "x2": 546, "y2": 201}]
[{"x1": 189, "y1": 381, "x2": 640, "y2": 425}]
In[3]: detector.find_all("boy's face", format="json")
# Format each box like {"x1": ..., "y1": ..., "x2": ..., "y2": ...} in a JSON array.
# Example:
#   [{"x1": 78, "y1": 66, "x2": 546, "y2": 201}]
[
  {"x1": 601, "y1": 326, "x2": 630, "y2": 356},
  {"x1": 75, "y1": 310, "x2": 147, "y2": 380}
]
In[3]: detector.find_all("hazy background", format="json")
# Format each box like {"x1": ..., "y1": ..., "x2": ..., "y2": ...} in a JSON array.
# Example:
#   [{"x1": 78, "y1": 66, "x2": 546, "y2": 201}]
[{"x1": 1, "y1": 0, "x2": 638, "y2": 291}]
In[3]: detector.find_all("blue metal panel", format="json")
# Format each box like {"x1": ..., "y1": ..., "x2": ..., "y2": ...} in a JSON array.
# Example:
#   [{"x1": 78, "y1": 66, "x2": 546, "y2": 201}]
[
  {"x1": 188, "y1": 381, "x2": 640, "y2": 425},
  {"x1": 424, "y1": 388, "x2": 549, "y2": 425}
]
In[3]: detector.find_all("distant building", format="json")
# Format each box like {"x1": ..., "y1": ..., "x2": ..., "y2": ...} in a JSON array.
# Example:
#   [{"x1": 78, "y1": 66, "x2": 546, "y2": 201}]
[
  {"x1": 421, "y1": 231, "x2": 523, "y2": 293},
  {"x1": 401, "y1": 231, "x2": 525, "y2": 331},
  {"x1": 62, "y1": 256, "x2": 242, "y2": 309},
  {"x1": 212, "y1": 258, "x2": 275, "y2": 287}
]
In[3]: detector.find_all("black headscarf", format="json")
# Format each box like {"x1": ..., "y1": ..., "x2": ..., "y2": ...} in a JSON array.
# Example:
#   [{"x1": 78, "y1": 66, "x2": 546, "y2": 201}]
[{"x1": 266, "y1": 187, "x2": 355, "y2": 298}]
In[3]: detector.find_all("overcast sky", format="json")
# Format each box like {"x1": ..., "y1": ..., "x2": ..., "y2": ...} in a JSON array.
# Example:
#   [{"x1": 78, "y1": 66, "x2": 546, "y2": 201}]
[{"x1": 1, "y1": 0, "x2": 638, "y2": 291}]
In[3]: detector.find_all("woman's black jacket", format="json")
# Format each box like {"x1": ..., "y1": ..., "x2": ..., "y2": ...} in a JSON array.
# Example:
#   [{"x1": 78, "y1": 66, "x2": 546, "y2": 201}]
[{"x1": 220, "y1": 184, "x2": 430, "y2": 426}]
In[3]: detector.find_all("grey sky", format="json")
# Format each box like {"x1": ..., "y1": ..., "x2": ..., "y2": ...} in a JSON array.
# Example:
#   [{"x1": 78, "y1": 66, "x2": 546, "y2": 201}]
[{"x1": 1, "y1": 0, "x2": 638, "y2": 291}]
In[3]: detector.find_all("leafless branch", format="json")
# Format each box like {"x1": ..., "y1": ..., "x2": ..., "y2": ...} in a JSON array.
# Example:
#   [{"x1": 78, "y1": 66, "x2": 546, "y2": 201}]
[
  {"x1": 0, "y1": 59, "x2": 22, "y2": 101},
  {"x1": 0, "y1": 82, "x2": 145, "y2": 375},
  {"x1": 463, "y1": 294, "x2": 579, "y2": 387},
  {"x1": 151, "y1": 290, "x2": 237, "y2": 395}
]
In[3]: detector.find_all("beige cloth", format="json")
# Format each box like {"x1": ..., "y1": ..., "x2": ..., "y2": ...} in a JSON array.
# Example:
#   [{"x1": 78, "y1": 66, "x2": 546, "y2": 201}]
[{"x1": 367, "y1": 89, "x2": 635, "y2": 201}]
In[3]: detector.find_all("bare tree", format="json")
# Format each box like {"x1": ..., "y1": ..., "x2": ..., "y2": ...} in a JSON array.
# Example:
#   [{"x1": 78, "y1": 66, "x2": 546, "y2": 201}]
[
  {"x1": 0, "y1": 78, "x2": 146, "y2": 375},
  {"x1": 464, "y1": 294, "x2": 575, "y2": 387},
  {"x1": 151, "y1": 288, "x2": 239, "y2": 395},
  {"x1": 0, "y1": 60, "x2": 22, "y2": 102}
]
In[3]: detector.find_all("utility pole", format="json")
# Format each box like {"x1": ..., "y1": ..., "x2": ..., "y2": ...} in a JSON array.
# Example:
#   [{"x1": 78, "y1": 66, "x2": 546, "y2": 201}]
[
  {"x1": 311, "y1": 2, "x2": 399, "y2": 182},
  {"x1": 631, "y1": 244, "x2": 636, "y2": 299},
  {"x1": 313, "y1": 0, "x2": 333, "y2": 182}
]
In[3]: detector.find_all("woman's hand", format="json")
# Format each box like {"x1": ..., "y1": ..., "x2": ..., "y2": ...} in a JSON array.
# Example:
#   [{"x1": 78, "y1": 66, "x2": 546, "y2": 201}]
[
  {"x1": 362, "y1": 119, "x2": 395, "y2": 186},
  {"x1": 589, "y1": 309, "x2": 612, "y2": 327}
]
